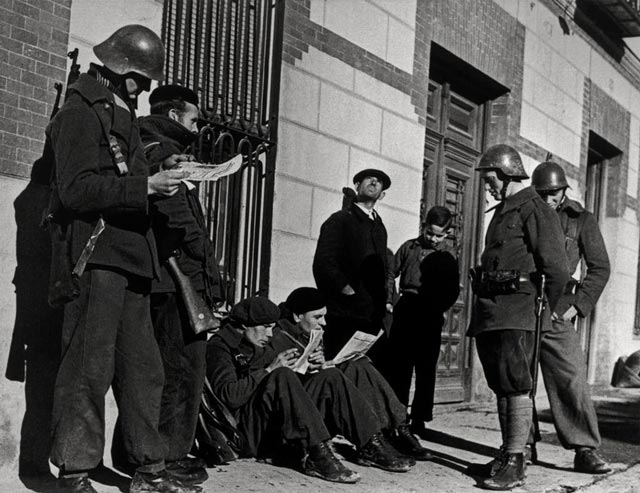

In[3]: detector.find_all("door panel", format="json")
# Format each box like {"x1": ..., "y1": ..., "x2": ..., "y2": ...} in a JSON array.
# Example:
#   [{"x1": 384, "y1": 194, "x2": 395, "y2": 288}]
[{"x1": 424, "y1": 80, "x2": 484, "y2": 404}]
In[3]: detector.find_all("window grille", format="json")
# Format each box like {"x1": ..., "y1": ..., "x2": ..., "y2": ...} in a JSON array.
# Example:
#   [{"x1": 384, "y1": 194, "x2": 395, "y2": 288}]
[{"x1": 162, "y1": 0, "x2": 284, "y2": 304}]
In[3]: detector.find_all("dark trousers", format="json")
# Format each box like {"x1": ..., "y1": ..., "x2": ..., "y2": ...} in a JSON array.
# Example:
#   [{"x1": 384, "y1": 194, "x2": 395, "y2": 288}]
[
  {"x1": 476, "y1": 330, "x2": 535, "y2": 396},
  {"x1": 151, "y1": 292, "x2": 207, "y2": 462},
  {"x1": 238, "y1": 367, "x2": 379, "y2": 457},
  {"x1": 50, "y1": 269, "x2": 165, "y2": 474},
  {"x1": 539, "y1": 320, "x2": 601, "y2": 449},
  {"x1": 383, "y1": 294, "x2": 443, "y2": 422},
  {"x1": 339, "y1": 357, "x2": 406, "y2": 430}
]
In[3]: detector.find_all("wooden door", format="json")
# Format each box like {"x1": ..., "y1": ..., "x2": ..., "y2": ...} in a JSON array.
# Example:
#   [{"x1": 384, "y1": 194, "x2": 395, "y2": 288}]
[{"x1": 424, "y1": 78, "x2": 485, "y2": 403}]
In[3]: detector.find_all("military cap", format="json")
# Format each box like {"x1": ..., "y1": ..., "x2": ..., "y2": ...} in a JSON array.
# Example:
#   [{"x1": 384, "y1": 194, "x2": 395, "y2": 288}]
[
  {"x1": 230, "y1": 296, "x2": 280, "y2": 326},
  {"x1": 149, "y1": 84, "x2": 199, "y2": 107},
  {"x1": 285, "y1": 287, "x2": 327, "y2": 315},
  {"x1": 353, "y1": 168, "x2": 391, "y2": 190}
]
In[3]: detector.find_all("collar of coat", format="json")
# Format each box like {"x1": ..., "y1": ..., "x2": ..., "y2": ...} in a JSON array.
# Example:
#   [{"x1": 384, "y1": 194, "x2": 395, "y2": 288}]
[
  {"x1": 277, "y1": 318, "x2": 309, "y2": 346},
  {"x1": 498, "y1": 186, "x2": 538, "y2": 215},
  {"x1": 138, "y1": 114, "x2": 197, "y2": 150},
  {"x1": 349, "y1": 201, "x2": 381, "y2": 222},
  {"x1": 557, "y1": 197, "x2": 585, "y2": 216},
  {"x1": 68, "y1": 73, "x2": 118, "y2": 107},
  {"x1": 216, "y1": 322, "x2": 247, "y2": 351}
]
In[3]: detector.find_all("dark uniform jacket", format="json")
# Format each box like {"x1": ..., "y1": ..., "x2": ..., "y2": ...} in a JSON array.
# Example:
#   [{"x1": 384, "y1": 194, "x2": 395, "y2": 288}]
[
  {"x1": 468, "y1": 186, "x2": 570, "y2": 335},
  {"x1": 47, "y1": 74, "x2": 158, "y2": 279},
  {"x1": 206, "y1": 323, "x2": 296, "y2": 413},
  {"x1": 554, "y1": 198, "x2": 610, "y2": 318},
  {"x1": 138, "y1": 114, "x2": 222, "y2": 301},
  {"x1": 313, "y1": 202, "x2": 389, "y2": 327}
]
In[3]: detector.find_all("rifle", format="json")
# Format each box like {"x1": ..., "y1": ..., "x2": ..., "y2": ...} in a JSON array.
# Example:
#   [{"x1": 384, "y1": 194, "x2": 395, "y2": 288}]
[
  {"x1": 530, "y1": 273, "x2": 546, "y2": 463},
  {"x1": 166, "y1": 256, "x2": 221, "y2": 334}
]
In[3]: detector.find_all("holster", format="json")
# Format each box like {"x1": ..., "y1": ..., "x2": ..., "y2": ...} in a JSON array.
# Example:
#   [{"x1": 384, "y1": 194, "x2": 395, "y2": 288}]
[{"x1": 166, "y1": 255, "x2": 220, "y2": 334}]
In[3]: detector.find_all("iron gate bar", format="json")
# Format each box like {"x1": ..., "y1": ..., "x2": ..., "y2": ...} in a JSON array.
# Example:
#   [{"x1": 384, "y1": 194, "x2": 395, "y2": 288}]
[{"x1": 162, "y1": 0, "x2": 283, "y2": 302}]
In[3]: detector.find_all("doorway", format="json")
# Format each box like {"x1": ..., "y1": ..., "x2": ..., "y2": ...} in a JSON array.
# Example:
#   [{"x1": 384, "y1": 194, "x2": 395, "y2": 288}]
[{"x1": 424, "y1": 45, "x2": 508, "y2": 403}]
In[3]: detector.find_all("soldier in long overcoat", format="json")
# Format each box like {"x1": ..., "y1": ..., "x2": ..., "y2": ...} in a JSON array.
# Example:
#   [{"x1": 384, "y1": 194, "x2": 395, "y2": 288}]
[
  {"x1": 46, "y1": 25, "x2": 198, "y2": 493},
  {"x1": 468, "y1": 144, "x2": 570, "y2": 490},
  {"x1": 530, "y1": 161, "x2": 611, "y2": 474}
]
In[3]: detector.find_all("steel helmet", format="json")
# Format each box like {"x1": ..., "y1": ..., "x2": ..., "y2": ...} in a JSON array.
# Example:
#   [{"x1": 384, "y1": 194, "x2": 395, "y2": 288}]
[
  {"x1": 611, "y1": 350, "x2": 640, "y2": 388},
  {"x1": 476, "y1": 144, "x2": 528, "y2": 179},
  {"x1": 93, "y1": 25, "x2": 165, "y2": 81},
  {"x1": 531, "y1": 161, "x2": 569, "y2": 191}
]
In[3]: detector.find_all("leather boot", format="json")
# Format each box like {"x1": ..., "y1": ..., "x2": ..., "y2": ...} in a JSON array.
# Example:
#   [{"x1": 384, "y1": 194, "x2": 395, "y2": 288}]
[
  {"x1": 58, "y1": 476, "x2": 98, "y2": 493},
  {"x1": 467, "y1": 446, "x2": 508, "y2": 478},
  {"x1": 129, "y1": 470, "x2": 203, "y2": 493},
  {"x1": 480, "y1": 453, "x2": 525, "y2": 490},
  {"x1": 391, "y1": 425, "x2": 433, "y2": 461},
  {"x1": 303, "y1": 441, "x2": 361, "y2": 483},
  {"x1": 356, "y1": 432, "x2": 413, "y2": 472}
]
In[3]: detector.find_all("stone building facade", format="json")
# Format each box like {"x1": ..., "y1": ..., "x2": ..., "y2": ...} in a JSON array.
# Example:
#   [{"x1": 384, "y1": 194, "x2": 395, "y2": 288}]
[{"x1": 0, "y1": 0, "x2": 639, "y2": 478}]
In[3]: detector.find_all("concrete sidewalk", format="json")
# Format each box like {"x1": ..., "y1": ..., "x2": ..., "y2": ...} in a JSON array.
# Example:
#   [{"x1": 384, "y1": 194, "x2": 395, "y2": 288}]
[{"x1": 5, "y1": 394, "x2": 640, "y2": 493}]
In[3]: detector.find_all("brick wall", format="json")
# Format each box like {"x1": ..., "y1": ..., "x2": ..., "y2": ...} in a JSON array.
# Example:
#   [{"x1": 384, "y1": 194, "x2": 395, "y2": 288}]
[{"x1": 0, "y1": 0, "x2": 71, "y2": 180}]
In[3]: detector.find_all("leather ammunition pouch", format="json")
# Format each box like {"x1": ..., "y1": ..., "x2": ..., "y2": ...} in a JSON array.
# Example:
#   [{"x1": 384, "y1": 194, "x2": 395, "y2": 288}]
[{"x1": 472, "y1": 269, "x2": 522, "y2": 296}]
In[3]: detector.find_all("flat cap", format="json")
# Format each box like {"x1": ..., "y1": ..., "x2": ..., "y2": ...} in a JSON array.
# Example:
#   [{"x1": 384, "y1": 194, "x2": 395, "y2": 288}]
[
  {"x1": 353, "y1": 168, "x2": 391, "y2": 190},
  {"x1": 285, "y1": 287, "x2": 327, "y2": 315},
  {"x1": 230, "y1": 296, "x2": 280, "y2": 326},
  {"x1": 149, "y1": 84, "x2": 199, "y2": 107}
]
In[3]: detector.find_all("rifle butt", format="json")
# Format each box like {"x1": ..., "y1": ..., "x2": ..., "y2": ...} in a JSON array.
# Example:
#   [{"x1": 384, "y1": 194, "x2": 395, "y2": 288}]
[{"x1": 167, "y1": 256, "x2": 220, "y2": 334}]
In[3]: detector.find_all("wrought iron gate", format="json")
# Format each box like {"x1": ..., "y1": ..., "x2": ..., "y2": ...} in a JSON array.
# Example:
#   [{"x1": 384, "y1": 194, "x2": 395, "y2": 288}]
[{"x1": 162, "y1": 0, "x2": 284, "y2": 304}]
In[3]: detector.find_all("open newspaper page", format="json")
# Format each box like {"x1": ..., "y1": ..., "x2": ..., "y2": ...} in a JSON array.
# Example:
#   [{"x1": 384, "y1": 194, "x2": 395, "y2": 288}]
[
  {"x1": 324, "y1": 329, "x2": 384, "y2": 367},
  {"x1": 292, "y1": 328, "x2": 324, "y2": 374},
  {"x1": 179, "y1": 153, "x2": 243, "y2": 181}
]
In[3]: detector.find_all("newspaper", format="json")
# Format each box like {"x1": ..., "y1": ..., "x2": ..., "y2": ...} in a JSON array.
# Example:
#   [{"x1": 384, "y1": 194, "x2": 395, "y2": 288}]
[
  {"x1": 179, "y1": 153, "x2": 243, "y2": 181},
  {"x1": 292, "y1": 328, "x2": 324, "y2": 374},
  {"x1": 325, "y1": 329, "x2": 384, "y2": 367}
]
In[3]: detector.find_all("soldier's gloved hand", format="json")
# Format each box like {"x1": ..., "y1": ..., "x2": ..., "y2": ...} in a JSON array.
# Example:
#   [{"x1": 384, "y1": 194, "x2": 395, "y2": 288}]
[
  {"x1": 266, "y1": 348, "x2": 300, "y2": 372},
  {"x1": 386, "y1": 303, "x2": 394, "y2": 313},
  {"x1": 162, "y1": 153, "x2": 194, "y2": 170},
  {"x1": 148, "y1": 169, "x2": 188, "y2": 196}
]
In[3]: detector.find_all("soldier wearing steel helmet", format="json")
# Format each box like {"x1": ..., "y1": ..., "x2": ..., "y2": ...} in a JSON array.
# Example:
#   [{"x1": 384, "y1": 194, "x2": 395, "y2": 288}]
[
  {"x1": 468, "y1": 144, "x2": 570, "y2": 490},
  {"x1": 531, "y1": 161, "x2": 611, "y2": 474},
  {"x1": 46, "y1": 25, "x2": 199, "y2": 493}
]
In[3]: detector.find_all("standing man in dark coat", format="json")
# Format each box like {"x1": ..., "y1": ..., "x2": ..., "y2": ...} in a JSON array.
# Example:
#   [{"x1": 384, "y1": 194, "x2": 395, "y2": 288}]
[
  {"x1": 530, "y1": 161, "x2": 610, "y2": 474},
  {"x1": 46, "y1": 25, "x2": 199, "y2": 493},
  {"x1": 385, "y1": 206, "x2": 460, "y2": 436},
  {"x1": 206, "y1": 297, "x2": 414, "y2": 484},
  {"x1": 111, "y1": 85, "x2": 223, "y2": 484},
  {"x1": 468, "y1": 144, "x2": 570, "y2": 490},
  {"x1": 313, "y1": 169, "x2": 392, "y2": 359}
]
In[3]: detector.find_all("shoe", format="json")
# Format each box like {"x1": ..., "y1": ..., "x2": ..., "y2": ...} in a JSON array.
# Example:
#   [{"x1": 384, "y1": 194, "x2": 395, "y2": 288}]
[
  {"x1": 356, "y1": 433, "x2": 413, "y2": 473},
  {"x1": 165, "y1": 460, "x2": 208, "y2": 485},
  {"x1": 391, "y1": 425, "x2": 433, "y2": 461},
  {"x1": 574, "y1": 448, "x2": 611, "y2": 474},
  {"x1": 57, "y1": 476, "x2": 98, "y2": 493},
  {"x1": 303, "y1": 441, "x2": 360, "y2": 483},
  {"x1": 480, "y1": 453, "x2": 525, "y2": 491},
  {"x1": 409, "y1": 420, "x2": 428, "y2": 439},
  {"x1": 467, "y1": 447, "x2": 508, "y2": 478},
  {"x1": 129, "y1": 470, "x2": 203, "y2": 493}
]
